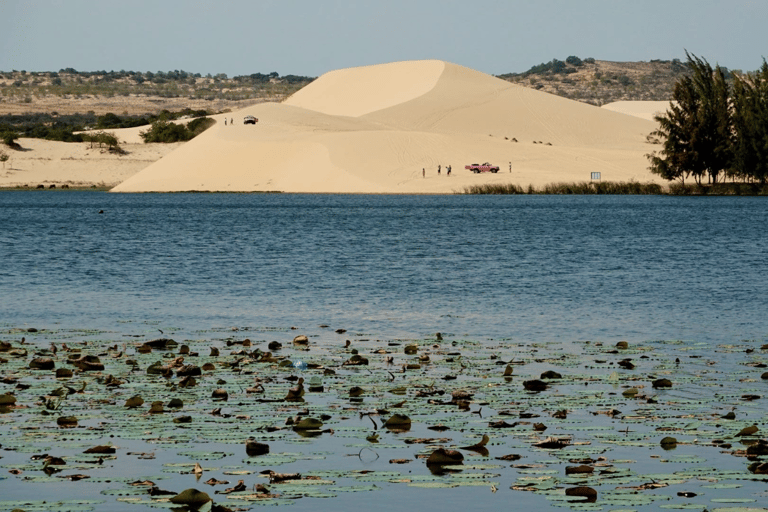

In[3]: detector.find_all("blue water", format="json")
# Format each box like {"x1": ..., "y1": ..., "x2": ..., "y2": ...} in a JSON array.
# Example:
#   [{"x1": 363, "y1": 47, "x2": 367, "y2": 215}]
[
  {"x1": 1, "y1": 192, "x2": 767, "y2": 344},
  {"x1": 3, "y1": 192, "x2": 768, "y2": 512}
]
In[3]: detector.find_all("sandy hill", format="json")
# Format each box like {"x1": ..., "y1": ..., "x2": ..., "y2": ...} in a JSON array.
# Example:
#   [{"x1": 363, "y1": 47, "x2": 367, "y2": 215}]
[
  {"x1": 111, "y1": 60, "x2": 660, "y2": 193},
  {"x1": 602, "y1": 101, "x2": 672, "y2": 121}
]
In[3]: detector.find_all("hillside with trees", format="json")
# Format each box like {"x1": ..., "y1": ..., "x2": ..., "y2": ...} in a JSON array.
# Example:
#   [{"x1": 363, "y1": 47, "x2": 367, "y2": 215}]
[{"x1": 497, "y1": 57, "x2": 731, "y2": 106}]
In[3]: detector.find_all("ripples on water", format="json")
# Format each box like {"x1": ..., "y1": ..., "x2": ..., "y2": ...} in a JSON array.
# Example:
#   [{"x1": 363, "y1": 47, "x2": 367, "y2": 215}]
[
  {"x1": 2, "y1": 191, "x2": 768, "y2": 511},
  {"x1": 1, "y1": 192, "x2": 767, "y2": 344}
]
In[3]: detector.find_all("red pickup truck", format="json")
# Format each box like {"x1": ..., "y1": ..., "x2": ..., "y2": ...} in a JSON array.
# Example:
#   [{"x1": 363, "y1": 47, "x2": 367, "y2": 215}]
[{"x1": 465, "y1": 162, "x2": 500, "y2": 173}]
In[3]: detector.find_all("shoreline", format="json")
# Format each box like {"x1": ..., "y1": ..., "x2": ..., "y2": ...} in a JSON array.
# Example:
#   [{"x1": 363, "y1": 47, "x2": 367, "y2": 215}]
[{"x1": 2, "y1": 181, "x2": 766, "y2": 196}]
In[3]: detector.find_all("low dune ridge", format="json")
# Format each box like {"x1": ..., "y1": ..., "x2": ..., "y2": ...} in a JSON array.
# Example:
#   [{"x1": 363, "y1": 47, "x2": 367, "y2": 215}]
[
  {"x1": 111, "y1": 60, "x2": 661, "y2": 193},
  {"x1": 602, "y1": 101, "x2": 672, "y2": 122}
]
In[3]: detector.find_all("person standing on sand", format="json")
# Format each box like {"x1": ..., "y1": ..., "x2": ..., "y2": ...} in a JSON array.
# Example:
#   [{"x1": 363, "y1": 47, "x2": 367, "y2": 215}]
[
  {"x1": 224, "y1": 118, "x2": 227, "y2": 126},
  {"x1": 437, "y1": 164, "x2": 441, "y2": 176},
  {"x1": 447, "y1": 165, "x2": 451, "y2": 176},
  {"x1": 423, "y1": 168, "x2": 425, "y2": 178}
]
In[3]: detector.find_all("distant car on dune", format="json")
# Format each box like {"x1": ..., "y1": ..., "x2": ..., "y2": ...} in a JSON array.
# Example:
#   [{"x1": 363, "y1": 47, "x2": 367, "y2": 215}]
[
  {"x1": 244, "y1": 116, "x2": 258, "y2": 125},
  {"x1": 465, "y1": 162, "x2": 499, "y2": 173}
]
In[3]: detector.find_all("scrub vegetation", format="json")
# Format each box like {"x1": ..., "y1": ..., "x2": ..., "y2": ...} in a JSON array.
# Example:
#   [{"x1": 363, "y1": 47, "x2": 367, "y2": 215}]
[
  {"x1": 0, "y1": 108, "x2": 213, "y2": 145},
  {"x1": 498, "y1": 56, "x2": 699, "y2": 106}
]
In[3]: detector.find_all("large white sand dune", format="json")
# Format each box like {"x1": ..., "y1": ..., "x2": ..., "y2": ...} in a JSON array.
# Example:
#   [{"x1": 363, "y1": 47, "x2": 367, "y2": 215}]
[{"x1": 111, "y1": 60, "x2": 660, "y2": 193}]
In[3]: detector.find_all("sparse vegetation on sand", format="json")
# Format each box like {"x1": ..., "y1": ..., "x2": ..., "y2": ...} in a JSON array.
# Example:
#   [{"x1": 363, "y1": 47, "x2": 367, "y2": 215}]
[
  {"x1": 0, "y1": 108, "x2": 214, "y2": 144},
  {"x1": 82, "y1": 130, "x2": 123, "y2": 153}
]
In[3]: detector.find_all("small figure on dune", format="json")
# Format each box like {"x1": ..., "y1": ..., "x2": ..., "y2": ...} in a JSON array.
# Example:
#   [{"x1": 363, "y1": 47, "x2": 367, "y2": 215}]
[
  {"x1": 423, "y1": 168, "x2": 425, "y2": 178},
  {"x1": 224, "y1": 118, "x2": 227, "y2": 126},
  {"x1": 447, "y1": 165, "x2": 451, "y2": 176},
  {"x1": 437, "y1": 164, "x2": 441, "y2": 175}
]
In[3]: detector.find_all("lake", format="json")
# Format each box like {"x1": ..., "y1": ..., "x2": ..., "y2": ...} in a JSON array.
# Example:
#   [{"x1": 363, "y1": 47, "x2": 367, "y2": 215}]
[{"x1": 1, "y1": 192, "x2": 767, "y2": 511}]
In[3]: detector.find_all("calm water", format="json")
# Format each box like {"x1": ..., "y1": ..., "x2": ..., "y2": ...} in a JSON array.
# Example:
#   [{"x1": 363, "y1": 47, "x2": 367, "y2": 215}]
[
  {"x1": 1, "y1": 192, "x2": 766, "y2": 344},
  {"x1": 2, "y1": 191, "x2": 768, "y2": 511}
]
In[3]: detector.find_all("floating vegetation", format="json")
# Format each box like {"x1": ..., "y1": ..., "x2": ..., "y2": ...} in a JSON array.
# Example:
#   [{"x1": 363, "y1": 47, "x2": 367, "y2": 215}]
[{"x1": 1, "y1": 326, "x2": 768, "y2": 510}]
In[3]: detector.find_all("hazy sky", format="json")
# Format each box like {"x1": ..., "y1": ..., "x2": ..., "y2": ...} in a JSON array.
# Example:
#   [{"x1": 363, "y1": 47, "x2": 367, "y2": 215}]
[{"x1": 1, "y1": 0, "x2": 766, "y2": 77}]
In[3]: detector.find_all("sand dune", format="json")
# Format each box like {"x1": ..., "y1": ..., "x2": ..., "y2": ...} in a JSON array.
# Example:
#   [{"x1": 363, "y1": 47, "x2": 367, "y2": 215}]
[
  {"x1": 112, "y1": 60, "x2": 661, "y2": 193},
  {"x1": 602, "y1": 101, "x2": 672, "y2": 122},
  {"x1": 285, "y1": 60, "x2": 445, "y2": 117}
]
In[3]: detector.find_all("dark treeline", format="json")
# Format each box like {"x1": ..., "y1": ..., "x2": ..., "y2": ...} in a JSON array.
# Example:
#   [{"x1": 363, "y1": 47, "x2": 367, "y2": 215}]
[
  {"x1": 0, "y1": 108, "x2": 212, "y2": 144},
  {"x1": 648, "y1": 52, "x2": 768, "y2": 185}
]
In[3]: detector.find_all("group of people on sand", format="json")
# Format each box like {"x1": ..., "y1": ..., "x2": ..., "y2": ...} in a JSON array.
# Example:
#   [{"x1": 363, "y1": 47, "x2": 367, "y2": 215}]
[
  {"x1": 422, "y1": 164, "x2": 451, "y2": 178},
  {"x1": 223, "y1": 117, "x2": 234, "y2": 126}
]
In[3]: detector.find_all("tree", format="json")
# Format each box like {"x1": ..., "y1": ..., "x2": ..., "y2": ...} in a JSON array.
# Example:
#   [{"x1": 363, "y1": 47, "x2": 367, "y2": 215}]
[
  {"x1": 732, "y1": 61, "x2": 768, "y2": 184},
  {"x1": 566, "y1": 55, "x2": 583, "y2": 66},
  {"x1": 647, "y1": 73, "x2": 701, "y2": 183},
  {"x1": 83, "y1": 131, "x2": 122, "y2": 152},
  {"x1": 1, "y1": 131, "x2": 21, "y2": 150},
  {"x1": 647, "y1": 52, "x2": 733, "y2": 184}
]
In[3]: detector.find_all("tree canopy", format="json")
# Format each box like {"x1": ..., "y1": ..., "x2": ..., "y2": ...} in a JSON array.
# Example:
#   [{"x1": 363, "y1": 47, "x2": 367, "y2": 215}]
[
  {"x1": 648, "y1": 53, "x2": 768, "y2": 185},
  {"x1": 731, "y1": 61, "x2": 768, "y2": 184}
]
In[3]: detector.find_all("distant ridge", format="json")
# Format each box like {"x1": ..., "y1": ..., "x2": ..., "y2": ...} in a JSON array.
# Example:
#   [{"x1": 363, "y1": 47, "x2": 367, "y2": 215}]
[{"x1": 497, "y1": 57, "x2": 692, "y2": 106}]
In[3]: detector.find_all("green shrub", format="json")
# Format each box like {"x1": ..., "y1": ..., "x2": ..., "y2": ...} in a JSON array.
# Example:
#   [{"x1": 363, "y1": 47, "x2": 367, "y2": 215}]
[
  {"x1": 186, "y1": 117, "x2": 215, "y2": 137},
  {"x1": 566, "y1": 56, "x2": 583, "y2": 66},
  {"x1": 139, "y1": 117, "x2": 213, "y2": 143},
  {"x1": 1, "y1": 130, "x2": 20, "y2": 149}
]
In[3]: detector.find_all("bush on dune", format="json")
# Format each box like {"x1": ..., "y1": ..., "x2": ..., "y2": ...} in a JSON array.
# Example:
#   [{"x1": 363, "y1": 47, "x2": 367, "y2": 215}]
[{"x1": 139, "y1": 117, "x2": 214, "y2": 143}]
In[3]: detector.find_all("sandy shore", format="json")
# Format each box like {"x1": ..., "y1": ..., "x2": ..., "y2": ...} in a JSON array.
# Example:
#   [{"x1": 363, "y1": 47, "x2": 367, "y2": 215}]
[
  {"x1": 0, "y1": 136, "x2": 181, "y2": 189},
  {"x1": 3, "y1": 61, "x2": 667, "y2": 192}
]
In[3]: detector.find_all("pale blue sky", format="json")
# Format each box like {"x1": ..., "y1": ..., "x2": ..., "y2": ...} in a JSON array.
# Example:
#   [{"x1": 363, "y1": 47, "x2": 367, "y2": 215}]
[{"x1": 1, "y1": 0, "x2": 766, "y2": 77}]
